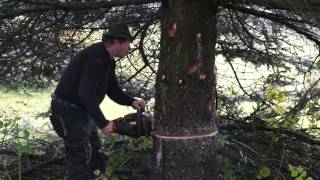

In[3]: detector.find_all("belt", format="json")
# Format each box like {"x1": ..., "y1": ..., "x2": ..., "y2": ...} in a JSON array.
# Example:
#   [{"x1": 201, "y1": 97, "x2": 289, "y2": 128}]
[{"x1": 51, "y1": 94, "x2": 81, "y2": 109}]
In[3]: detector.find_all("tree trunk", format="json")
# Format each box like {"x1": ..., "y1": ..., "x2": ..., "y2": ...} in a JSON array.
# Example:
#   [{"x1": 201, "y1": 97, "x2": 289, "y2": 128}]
[{"x1": 151, "y1": 0, "x2": 219, "y2": 179}]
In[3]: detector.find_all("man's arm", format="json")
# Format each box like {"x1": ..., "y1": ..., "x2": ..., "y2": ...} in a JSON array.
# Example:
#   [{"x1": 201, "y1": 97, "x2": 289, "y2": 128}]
[{"x1": 79, "y1": 58, "x2": 108, "y2": 128}]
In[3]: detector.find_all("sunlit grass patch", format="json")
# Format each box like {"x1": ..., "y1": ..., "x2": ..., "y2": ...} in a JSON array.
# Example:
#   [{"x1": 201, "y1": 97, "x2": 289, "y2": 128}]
[{"x1": 0, "y1": 86, "x2": 53, "y2": 131}]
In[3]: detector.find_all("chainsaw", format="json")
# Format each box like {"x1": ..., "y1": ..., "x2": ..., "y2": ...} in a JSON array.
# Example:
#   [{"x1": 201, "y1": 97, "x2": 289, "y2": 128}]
[{"x1": 113, "y1": 110, "x2": 153, "y2": 138}]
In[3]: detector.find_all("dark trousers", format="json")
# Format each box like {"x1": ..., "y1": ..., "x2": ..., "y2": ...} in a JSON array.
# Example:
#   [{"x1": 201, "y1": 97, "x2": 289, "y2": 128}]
[{"x1": 50, "y1": 99, "x2": 105, "y2": 180}]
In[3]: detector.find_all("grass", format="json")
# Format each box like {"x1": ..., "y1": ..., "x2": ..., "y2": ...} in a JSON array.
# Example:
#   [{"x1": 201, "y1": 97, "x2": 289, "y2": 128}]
[
  {"x1": 0, "y1": 87, "x2": 52, "y2": 114},
  {"x1": 0, "y1": 87, "x2": 53, "y2": 130}
]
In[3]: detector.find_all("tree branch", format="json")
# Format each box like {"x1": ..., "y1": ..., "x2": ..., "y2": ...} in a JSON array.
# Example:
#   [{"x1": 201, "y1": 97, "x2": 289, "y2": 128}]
[
  {"x1": 222, "y1": 4, "x2": 320, "y2": 46},
  {"x1": 21, "y1": 0, "x2": 159, "y2": 10},
  {"x1": 220, "y1": 120, "x2": 320, "y2": 146},
  {"x1": 224, "y1": 0, "x2": 320, "y2": 14}
]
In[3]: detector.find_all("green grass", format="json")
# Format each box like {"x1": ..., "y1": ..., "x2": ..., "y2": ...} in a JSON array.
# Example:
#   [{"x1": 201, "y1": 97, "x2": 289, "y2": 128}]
[
  {"x1": 0, "y1": 87, "x2": 52, "y2": 114},
  {"x1": 0, "y1": 86, "x2": 53, "y2": 130}
]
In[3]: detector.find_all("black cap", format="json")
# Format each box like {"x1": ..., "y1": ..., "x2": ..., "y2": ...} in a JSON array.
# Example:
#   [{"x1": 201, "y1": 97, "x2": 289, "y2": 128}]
[{"x1": 102, "y1": 24, "x2": 133, "y2": 42}]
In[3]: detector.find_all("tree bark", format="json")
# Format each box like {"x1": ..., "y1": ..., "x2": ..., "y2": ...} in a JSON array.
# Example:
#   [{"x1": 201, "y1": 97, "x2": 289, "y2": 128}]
[{"x1": 151, "y1": 0, "x2": 219, "y2": 179}]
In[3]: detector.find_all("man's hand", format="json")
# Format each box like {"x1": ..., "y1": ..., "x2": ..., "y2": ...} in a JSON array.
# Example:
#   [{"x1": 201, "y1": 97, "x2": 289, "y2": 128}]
[
  {"x1": 100, "y1": 121, "x2": 116, "y2": 135},
  {"x1": 132, "y1": 99, "x2": 145, "y2": 112}
]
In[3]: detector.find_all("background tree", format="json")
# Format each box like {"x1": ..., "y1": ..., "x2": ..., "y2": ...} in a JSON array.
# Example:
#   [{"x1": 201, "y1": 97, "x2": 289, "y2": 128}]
[{"x1": 0, "y1": 0, "x2": 319, "y2": 179}]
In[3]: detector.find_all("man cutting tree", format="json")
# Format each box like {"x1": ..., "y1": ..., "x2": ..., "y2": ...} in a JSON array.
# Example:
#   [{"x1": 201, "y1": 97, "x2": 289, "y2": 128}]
[{"x1": 50, "y1": 24, "x2": 150, "y2": 180}]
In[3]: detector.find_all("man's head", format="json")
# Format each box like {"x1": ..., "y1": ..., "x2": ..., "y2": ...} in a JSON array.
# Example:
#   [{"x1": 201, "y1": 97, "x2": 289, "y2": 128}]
[{"x1": 102, "y1": 24, "x2": 133, "y2": 58}]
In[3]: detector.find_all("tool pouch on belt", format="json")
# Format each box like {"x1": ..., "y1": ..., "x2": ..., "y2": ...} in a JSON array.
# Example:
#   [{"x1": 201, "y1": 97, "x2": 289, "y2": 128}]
[{"x1": 49, "y1": 114, "x2": 67, "y2": 138}]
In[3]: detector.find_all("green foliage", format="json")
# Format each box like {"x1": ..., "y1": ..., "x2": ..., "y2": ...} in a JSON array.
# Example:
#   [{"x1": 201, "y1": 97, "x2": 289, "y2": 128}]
[
  {"x1": 139, "y1": 136, "x2": 153, "y2": 151},
  {"x1": 217, "y1": 134, "x2": 230, "y2": 149},
  {"x1": 105, "y1": 134, "x2": 117, "y2": 152},
  {"x1": 1, "y1": 112, "x2": 37, "y2": 153},
  {"x1": 104, "y1": 135, "x2": 152, "y2": 179},
  {"x1": 0, "y1": 115, "x2": 36, "y2": 180},
  {"x1": 15, "y1": 128, "x2": 35, "y2": 155},
  {"x1": 0, "y1": 116, "x2": 19, "y2": 138},
  {"x1": 316, "y1": 59, "x2": 320, "y2": 69},
  {"x1": 266, "y1": 85, "x2": 287, "y2": 115},
  {"x1": 281, "y1": 114, "x2": 298, "y2": 128},
  {"x1": 289, "y1": 164, "x2": 313, "y2": 180},
  {"x1": 266, "y1": 85, "x2": 286, "y2": 103},
  {"x1": 237, "y1": 155, "x2": 257, "y2": 177},
  {"x1": 217, "y1": 155, "x2": 235, "y2": 180},
  {"x1": 107, "y1": 149, "x2": 131, "y2": 176},
  {"x1": 15, "y1": 128, "x2": 34, "y2": 180},
  {"x1": 256, "y1": 165, "x2": 271, "y2": 179}
]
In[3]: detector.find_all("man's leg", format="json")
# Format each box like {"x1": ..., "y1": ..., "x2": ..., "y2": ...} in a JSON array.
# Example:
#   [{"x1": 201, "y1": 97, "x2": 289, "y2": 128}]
[
  {"x1": 88, "y1": 119, "x2": 106, "y2": 177},
  {"x1": 64, "y1": 137, "x2": 92, "y2": 180},
  {"x1": 51, "y1": 100, "x2": 104, "y2": 180},
  {"x1": 63, "y1": 111, "x2": 94, "y2": 180}
]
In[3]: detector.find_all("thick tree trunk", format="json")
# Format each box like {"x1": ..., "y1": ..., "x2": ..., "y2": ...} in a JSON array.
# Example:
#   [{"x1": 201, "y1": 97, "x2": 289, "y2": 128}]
[{"x1": 151, "y1": 0, "x2": 219, "y2": 179}]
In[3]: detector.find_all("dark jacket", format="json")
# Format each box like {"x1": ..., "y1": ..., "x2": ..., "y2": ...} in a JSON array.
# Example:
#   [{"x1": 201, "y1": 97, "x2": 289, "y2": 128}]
[{"x1": 54, "y1": 42, "x2": 134, "y2": 128}]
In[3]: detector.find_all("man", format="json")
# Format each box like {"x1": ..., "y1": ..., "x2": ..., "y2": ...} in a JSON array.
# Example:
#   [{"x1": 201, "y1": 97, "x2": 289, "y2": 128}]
[{"x1": 50, "y1": 24, "x2": 145, "y2": 180}]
